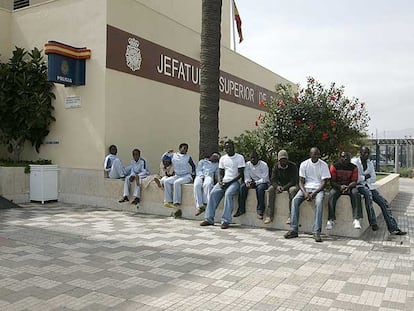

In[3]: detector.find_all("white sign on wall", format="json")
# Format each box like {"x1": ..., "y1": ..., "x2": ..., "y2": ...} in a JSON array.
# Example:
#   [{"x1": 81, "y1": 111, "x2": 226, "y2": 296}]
[{"x1": 65, "y1": 96, "x2": 81, "y2": 108}]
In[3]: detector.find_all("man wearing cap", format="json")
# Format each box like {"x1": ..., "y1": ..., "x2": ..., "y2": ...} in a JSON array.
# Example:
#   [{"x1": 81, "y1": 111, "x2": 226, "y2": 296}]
[{"x1": 264, "y1": 150, "x2": 299, "y2": 224}]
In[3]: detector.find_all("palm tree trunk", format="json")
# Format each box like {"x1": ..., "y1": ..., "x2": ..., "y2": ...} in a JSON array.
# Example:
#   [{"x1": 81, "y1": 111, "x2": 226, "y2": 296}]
[{"x1": 199, "y1": 0, "x2": 222, "y2": 159}]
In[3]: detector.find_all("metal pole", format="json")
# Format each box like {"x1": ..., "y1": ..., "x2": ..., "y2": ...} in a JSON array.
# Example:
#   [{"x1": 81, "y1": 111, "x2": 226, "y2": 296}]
[
  {"x1": 231, "y1": 0, "x2": 237, "y2": 52},
  {"x1": 375, "y1": 142, "x2": 380, "y2": 172},
  {"x1": 394, "y1": 139, "x2": 398, "y2": 173}
]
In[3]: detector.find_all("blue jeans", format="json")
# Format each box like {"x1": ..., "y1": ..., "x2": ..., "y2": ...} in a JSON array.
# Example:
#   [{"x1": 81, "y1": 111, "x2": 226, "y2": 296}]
[
  {"x1": 238, "y1": 183, "x2": 269, "y2": 215},
  {"x1": 290, "y1": 188, "x2": 324, "y2": 233},
  {"x1": 357, "y1": 186, "x2": 399, "y2": 232},
  {"x1": 328, "y1": 187, "x2": 362, "y2": 220},
  {"x1": 205, "y1": 181, "x2": 240, "y2": 224},
  {"x1": 356, "y1": 186, "x2": 377, "y2": 225}
]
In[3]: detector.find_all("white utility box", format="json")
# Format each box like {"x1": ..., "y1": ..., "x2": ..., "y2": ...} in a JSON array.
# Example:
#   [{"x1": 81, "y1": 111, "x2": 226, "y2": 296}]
[{"x1": 29, "y1": 164, "x2": 58, "y2": 204}]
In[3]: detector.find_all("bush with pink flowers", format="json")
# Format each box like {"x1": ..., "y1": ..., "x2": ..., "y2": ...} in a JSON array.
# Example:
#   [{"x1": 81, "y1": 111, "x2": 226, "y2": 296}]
[{"x1": 227, "y1": 77, "x2": 370, "y2": 168}]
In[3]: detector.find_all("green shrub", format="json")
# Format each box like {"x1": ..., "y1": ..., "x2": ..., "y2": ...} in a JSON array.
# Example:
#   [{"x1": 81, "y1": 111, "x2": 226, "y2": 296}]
[
  {"x1": 397, "y1": 167, "x2": 413, "y2": 178},
  {"x1": 228, "y1": 77, "x2": 370, "y2": 169},
  {"x1": 0, "y1": 158, "x2": 52, "y2": 174}
]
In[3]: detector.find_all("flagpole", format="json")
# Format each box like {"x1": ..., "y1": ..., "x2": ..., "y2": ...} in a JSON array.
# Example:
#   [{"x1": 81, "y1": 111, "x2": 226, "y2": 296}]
[{"x1": 231, "y1": 0, "x2": 237, "y2": 52}]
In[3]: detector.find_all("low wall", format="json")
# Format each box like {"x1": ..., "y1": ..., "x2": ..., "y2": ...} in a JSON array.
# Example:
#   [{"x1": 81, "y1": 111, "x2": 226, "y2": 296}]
[
  {"x1": 0, "y1": 166, "x2": 399, "y2": 238},
  {"x1": 0, "y1": 166, "x2": 29, "y2": 202}
]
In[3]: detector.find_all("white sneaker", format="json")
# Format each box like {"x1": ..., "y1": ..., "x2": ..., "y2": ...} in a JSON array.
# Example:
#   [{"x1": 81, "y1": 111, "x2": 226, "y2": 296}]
[
  {"x1": 326, "y1": 220, "x2": 334, "y2": 230},
  {"x1": 353, "y1": 219, "x2": 361, "y2": 229}
]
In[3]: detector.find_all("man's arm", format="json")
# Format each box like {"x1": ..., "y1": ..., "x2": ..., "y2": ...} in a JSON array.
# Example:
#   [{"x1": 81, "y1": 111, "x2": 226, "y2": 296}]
[
  {"x1": 270, "y1": 166, "x2": 281, "y2": 188},
  {"x1": 347, "y1": 167, "x2": 359, "y2": 190},
  {"x1": 282, "y1": 164, "x2": 298, "y2": 191},
  {"x1": 218, "y1": 168, "x2": 225, "y2": 183},
  {"x1": 329, "y1": 165, "x2": 343, "y2": 191},
  {"x1": 188, "y1": 157, "x2": 196, "y2": 175}
]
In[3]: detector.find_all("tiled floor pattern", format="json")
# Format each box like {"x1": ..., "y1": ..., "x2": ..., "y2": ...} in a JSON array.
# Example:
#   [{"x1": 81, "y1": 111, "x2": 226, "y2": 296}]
[{"x1": 0, "y1": 179, "x2": 413, "y2": 310}]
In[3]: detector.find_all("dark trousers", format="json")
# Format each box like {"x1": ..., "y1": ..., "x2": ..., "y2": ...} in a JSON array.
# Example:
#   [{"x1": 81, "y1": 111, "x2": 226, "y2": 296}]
[
  {"x1": 238, "y1": 183, "x2": 269, "y2": 215},
  {"x1": 328, "y1": 187, "x2": 362, "y2": 220}
]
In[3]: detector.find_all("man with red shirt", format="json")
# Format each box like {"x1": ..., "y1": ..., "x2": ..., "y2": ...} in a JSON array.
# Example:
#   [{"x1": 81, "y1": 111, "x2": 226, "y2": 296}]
[{"x1": 327, "y1": 151, "x2": 362, "y2": 230}]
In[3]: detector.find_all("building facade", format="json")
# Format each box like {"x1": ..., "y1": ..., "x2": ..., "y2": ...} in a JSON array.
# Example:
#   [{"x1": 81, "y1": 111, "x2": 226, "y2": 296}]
[{"x1": 0, "y1": 0, "x2": 294, "y2": 172}]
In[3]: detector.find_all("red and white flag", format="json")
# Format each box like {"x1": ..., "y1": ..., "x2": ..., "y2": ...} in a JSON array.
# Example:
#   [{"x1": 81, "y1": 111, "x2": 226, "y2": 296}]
[{"x1": 233, "y1": 0, "x2": 243, "y2": 43}]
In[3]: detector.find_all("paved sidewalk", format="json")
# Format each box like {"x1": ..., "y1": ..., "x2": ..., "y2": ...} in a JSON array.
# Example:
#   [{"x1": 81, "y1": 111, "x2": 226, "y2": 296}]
[{"x1": 0, "y1": 179, "x2": 413, "y2": 311}]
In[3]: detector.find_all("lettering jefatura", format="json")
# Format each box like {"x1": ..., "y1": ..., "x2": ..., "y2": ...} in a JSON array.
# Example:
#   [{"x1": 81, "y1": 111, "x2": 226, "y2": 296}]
[{"x1": 157, "y1": 54, "x2": 200, "y2": 84}]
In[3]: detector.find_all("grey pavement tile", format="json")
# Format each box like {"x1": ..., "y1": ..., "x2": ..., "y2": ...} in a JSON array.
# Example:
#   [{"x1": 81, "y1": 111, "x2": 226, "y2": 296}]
[
  {"x1": 201, "y1": 284, "x2": 228, "y2": 295},
  {"x1": 1, "y1": 180, "x2": 414, "y2": 310}
]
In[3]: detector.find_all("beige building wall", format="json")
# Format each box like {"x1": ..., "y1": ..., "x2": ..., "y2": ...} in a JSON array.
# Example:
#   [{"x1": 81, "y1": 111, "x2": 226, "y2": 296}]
[
  {"x1": 7, "y1": 0, "x2": 107, "y2": 169},
  {"x1": 135, "y1": 0, "x2": 231, "y2": 49},
  {"x1": 0, "y1": 8, "x2": 11, "y2": 59},
  {"x1": 105, "y1": 0, "x2": 292, "y2": 171},
  {"x1": 0, "y1": 1, "x2": 11, "y2": 10}
]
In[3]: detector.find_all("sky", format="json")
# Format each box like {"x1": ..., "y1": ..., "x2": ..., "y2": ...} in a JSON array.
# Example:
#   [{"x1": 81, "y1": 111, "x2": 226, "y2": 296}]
[{"x1": 233, "y1": 0, "x2": 414, "y2": 138}]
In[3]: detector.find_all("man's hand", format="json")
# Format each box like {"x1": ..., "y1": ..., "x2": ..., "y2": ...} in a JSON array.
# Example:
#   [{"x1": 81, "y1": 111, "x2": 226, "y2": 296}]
[
  {"x1": 219, "y1": 181, "x2": 227, "y2": 189},
  {"x1": 129, "y1": 175, "x2": 136, "y2": 182},
  {"x1": 340, "y1": 185, "x2": 349, "y2": 194},
  {"x1": 276, "y1": 186, "x2": 284, "y2": 193},
  {"x1": 246, "y1": 181, "x2": 256, "y2": 189},
  {"x1": 305, "y1": 192, "x2": 314, "y2": 201}
]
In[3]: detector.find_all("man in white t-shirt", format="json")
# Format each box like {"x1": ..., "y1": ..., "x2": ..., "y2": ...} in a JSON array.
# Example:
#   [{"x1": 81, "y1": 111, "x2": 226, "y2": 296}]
[
  {"x1": 200, "y1": 140, "x2": 245, "y2": 229},
  {"x1": 284, "y1": 147, "x2": 331, "y2": 242}
]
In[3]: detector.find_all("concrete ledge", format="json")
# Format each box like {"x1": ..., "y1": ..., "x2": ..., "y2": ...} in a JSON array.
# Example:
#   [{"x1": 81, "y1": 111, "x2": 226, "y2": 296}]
[
  {"x1": 0, "y1": 166, "x2": 29, "y2": 203},
  {"x1": 0, "y1": 166, "x2": 399, "y2": 238}
]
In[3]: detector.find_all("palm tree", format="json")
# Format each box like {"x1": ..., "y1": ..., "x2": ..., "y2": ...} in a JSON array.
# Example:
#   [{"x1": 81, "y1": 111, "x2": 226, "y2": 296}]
[{"x1": 199, "y1": 0, "x2": 222, "y2": 159}]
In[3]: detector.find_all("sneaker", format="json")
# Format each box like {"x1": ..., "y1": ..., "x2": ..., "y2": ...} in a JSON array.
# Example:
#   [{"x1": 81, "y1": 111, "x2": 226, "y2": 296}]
[
  {"x1": 353, "y1": 219, "x2": 361, "y2": 229},
  {"x1": 131, "y1": 197, "x2": 140, "y2": 205},
  {"x1": 257, "y1": 214, "x2": 263, "y2": 220},
  {"x1": 392, "y1": 229, "x2": 407, "y2": 235},
  {"x1": 284, "y1": 230, "x2": 298, "y2": 239},
  {"x1": 119, "y1": 196, "x2": 129, "y2": 203},
  {"x1": 264, "y1": 217, "x2": 273, "y2": 224},
  {"x1": 164, "y1": 202, "x2": 174, "y2": 208},
  {"x1": 221, "y1": 222, "x2": 230, "y2": 229},
  {"x1": 313, "y1": 232, "x2": 322, "y2": 242},
  {"x1": 195, "y1": 206, "x2": 206, "y2": 216},
  {"x1": 286, "y1": 217, "x2": 291, "y2": 224},
  {"x1": 371, "y1": 224, "x2": 379, "y2": 231},
  {"x1": 326, "y1": 220, "x2": 334, "y2": 230},
  {"x1": 233, "y1": 211, "x2": 245, "y2": 217},
  {"x1": 173, "y1": 209, "x2": 182, "y2": 218},
  {"x1": 200, "y1": 220, "x2": 213, "y2": 226}
]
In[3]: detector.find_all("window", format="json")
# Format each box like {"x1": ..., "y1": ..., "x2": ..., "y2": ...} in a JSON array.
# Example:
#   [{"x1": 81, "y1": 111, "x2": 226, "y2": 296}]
[{"x1": 14, "y1": 0, "x2": 30, "y2": 10}]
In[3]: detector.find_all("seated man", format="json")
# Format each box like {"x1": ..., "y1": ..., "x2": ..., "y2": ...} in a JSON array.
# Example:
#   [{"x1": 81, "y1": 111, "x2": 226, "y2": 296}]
[
  {"x1": 327, "y1": 151, "x2": 363, "y2": 230},
  {"x1": 234, "y1": 151, "x2": 269, "y2": 219},
  {"x1": 163, "y1": 143, "x2": 196, "y2": 212},
  {"x1": 103, "y1": 145, "x2": 126, "y2": 179},
  {"x1": 352, "y1": 146, "x2": 406, "y2": 235},
  {"x1": 284, "y1": 147, "x2": 330, "y2": 242},
  {"x1": 119, "y1": 149, "x2": 149, "y2": 205},
  {"x1": 200, "y1": 140, "x2": 245, "y2": 229},
  {"x1": 193, "y1": 152, "x2": 220, "y2": 216},
  {"x1": 265, "y1": 150, "x2": 298, "y2": 224}
]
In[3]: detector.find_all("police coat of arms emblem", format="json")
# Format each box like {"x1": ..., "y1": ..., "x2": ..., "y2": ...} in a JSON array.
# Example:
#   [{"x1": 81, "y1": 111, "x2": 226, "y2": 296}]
[{"x1": 125, "y1": 37, "x2": 142, "y2": 71}]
